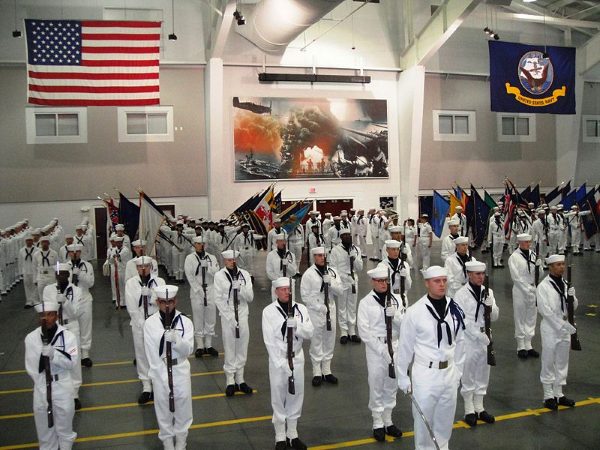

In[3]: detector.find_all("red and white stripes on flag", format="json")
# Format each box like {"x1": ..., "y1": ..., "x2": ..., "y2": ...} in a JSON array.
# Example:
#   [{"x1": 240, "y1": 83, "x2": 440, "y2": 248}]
[{"x1": 25, "y1": 19, "x2": 161, "y2": 106}]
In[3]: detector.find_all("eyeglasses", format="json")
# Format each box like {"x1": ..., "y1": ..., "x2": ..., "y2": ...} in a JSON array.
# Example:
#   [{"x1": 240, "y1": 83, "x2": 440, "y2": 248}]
[{"x1": 373, "y1": 278, "x2": 389, "y2": 283}]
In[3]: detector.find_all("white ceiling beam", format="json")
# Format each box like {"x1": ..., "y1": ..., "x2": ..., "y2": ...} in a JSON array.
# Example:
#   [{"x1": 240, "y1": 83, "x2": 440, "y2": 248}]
[
  {"x1": 400, "y1": 0, "x2": 484, "y2": 69},
  {"x1": 209, "y1": 0, "x2": 237, "y2": 59},
  {"x1": 567, "y1": 4, "x2": 600, "y2": 20},
  {"x1": 495, "y1": 12, "x2": 600, "y2": 29},
  {"x1": 548, "y1": 0, "x2": 579, "y2": 12},
  {"x1": 578, "y1": 30, "x2": 600, "y2": 75},
  {"x1": 502, "y1": 3, "x2": 594, "y2": 37}
]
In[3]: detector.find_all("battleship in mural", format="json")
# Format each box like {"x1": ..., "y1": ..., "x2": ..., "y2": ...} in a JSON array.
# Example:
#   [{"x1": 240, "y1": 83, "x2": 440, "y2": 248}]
[{"x1": 233, "y1": 97, "x2": 389, "y2": 181}]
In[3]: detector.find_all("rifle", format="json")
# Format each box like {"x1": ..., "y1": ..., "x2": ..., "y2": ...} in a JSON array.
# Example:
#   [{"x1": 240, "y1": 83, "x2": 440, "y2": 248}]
[
  {"x1": 142, "y1": 284, "x2": 149, "y2": 320},
  {"x1": 287, "y1": 276, "x2": 296, "y2": 395},
  {"x1": 164, "y1": 296, "x2": 175, "y2": 412},
  {"x1": 201, "y1": 265, "x2": 208, "y2": 307},
  {"x1": 323, "y1": 256, "x2": 332, "y2": 331},
  {"x1": 56, "y1": 285, "x2": 64, "y2": 325},
  {"x1": 281, "y1": 251, "x2": 287, "y2": 278},
  {"x1": 349, "y1": 251, "x2": 356, "y2": 294},
  {"x1": 400, "y1": 247, "x2": 407, "y2": 305},
  {"x1": 566, "y1": 259, "x2": 582, "y2": 351},
  {"x1": 482, "y1": 276, "x2": 497, "y2": 366},
  {"x1": 40, "y1": 302, "x2": 54, "y2": 428},
  {"x1": 385, "y1": 266, "x2": 396, "y2": 379},
  {"x1": 232, "y1": 269, "x2": 240, "y2": 339},
  {"x1": 535, "y1": 242, "x2": 540, "y2": 286},
  {"x1": 113, "y1": 252, "x2": 121, "y2": 309}
]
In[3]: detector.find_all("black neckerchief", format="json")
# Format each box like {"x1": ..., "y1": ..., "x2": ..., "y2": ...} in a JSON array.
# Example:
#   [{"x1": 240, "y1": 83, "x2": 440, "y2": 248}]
[
  {"x1": 41, "y1": 251, "x2": 51, "y2": 266},
  {"x1": 548, "y1": 273, "x2": 566, "y2": 312},
  {"x1": 158, "y1": 311, "x2": 184, "y2": 356},
  {"x1": 195, "y1": 252, "x2": 208, "y2": 276},
  {"x1": 468, "y1": 282, "x2": 484, "y2": 321},
  {"x1": 25, "y1": 247, "x2": 34, "y2": 261},
  {"x1": 334, "y1": 223, "x2": 341, "y2": 231},
  {"x1": 456, "y1": 252, "x2": 471, "y2": 277},
  {"x1": 138, "y1": 277, "x2": 157, "y2": 307},
  {"x1": 373, "y1": 290, "x2": 387, "y2": 308},
  {"x1": 450, "y1": 233, "x2": 459, "y2": 240},
  {"x1": 425, "y1": 295, "x2": 465, "y2": 347},
  {"x1": 519, "y1": 248, "x2": 533, "y2": 273},
  {"x1": 315, "y1": 264, "x2": 335, "y2": 292},
  {"x1": 275, "y1": 300, "x2": 301, "y2": 339}
]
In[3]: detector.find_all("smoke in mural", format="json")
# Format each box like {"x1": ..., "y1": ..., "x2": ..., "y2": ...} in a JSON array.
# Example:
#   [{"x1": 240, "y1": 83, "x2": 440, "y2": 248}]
[{"x1": 233, "y1": 97, "x2": 388, "y2": 181}]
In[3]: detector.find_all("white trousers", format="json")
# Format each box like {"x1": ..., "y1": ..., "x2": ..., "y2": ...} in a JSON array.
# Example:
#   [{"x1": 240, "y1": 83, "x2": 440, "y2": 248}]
[
  {"x1": 492, "y1": 239, "x2": 504, "y2": 266},
  {"x1": 132, "y1": 324, "x2": 152, "y2": 391},
  {"x1": 23, "y1": 273, "x2": 39, "y2": 306},
  {"x1": 78, "y1": 294, "x2": 93, "y2": 359},
  {"x1": 63, "y1": 322, "x2": 82, "y2": 397},
  {"x1": 336, "y1": 286, "x2": 358, "y2": 335},
  {"x1": 540, "y1": 320, "x2": 571, "y2": 398},
  {"x1": 460, "y1": 336, "x2": 490, "y2": 414},
  {"x1": 366, "y1": 342, "x2": 398, "y2": 428},
  {"x1": 418, "y1": 240, "x2": 431, "y2": 270},
  {"x1": 190, "y1": 289, "x2": 216, "y2": 349},
  {"x1": 289, "y1": 243, "x2": 303, "y2": 270},
  {"x1": 308, "y1": 306, "x2": 336, "y2": 377},
  {"x1": 411, "y1": 362, "x2": 458, "y2": 450},
  {"x1": 151, "y1": 366, "x2": 193, "y2": 448},
  {"x1": 571, "y1": 229, "x2": 582, "y2": 252},
  {"x1": 33, "y1": 377, "x2": 77, "y2": 450},
  {"x1": 270, "y1": 354, "x2": 305, "y2": 441},
  {"x1": 221, "y1": 316, "x2": 249, "y2": 384},
  {"x1": 548, "y1": 231, "x2": 561, "y2": 254},
  {"x1": 512, "y1": 290, "x2": 537, "y2": 350}
]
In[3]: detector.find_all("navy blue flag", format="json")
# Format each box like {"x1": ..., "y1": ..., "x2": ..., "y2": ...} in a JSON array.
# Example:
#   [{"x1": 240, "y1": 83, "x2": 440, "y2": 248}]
[
  {"x1": 432, "y1": 191, "x2": 450, "y2": 238},
  {"x1": 575, "y1": 183, "x2": 587, "y2": 204},
  {"x1": 489, "y1": 41, "x2": 575, "y2": 114},
  {"x1": 561, "y1": 181, "x2": 572, "y2": 200},
  {"x1": 119, "y1": 193, "x2": 140, "y2": 241},
  {"x1": 562, "y1": 189, "x2": 577, "y2": 210},
  {"x1": 530, "y1": 184, "x2": 541, "y2": 207}
]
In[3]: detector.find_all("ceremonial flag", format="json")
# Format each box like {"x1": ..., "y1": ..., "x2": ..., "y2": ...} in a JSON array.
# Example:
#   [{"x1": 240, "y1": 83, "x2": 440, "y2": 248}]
[
  {"x1": 449, "y1": 193, "x2": 461, "y2": 217},
  {"x1": 119, "y1": 192, "x2": 139, "y2": 241},
  {"x1": 484, "y1": 191, "x2": 497, "y2": 209},
  {"x1": 530, "y1": 184, "x2": 541, "y2": 207},
  {"x1": 561, "y1": 181, "x2": 572, "y2": 201},
  {"x1": 254, "y1": 185, "x2": 274, "y2": 229},
  {"x1": 520, "y1": 185, "x2": 532, "y2": 204},
  {"x1": 562, "y1": 189, "x2": 577, "y2": 210},
  {"x1": 469, "y1": 186, "x2": 491, "y2": 247},
  {"x1": 432, "y1": 191, "x2": 450, "y2": 238},
  {"x1": 544, "y1": 184, "x2": 562, "y2": 205},
  {"x1": 282, "y1": 202, "x2": 311, "y2": 234},
  {"x1": 139, "y1": 191, "x2": 166, "y2": 257},
  {"x1": 102, "y1": 197, "x2": 119, "y2": 232},
  {"x1": 489, "y1": 41, "x2": 575, "y2": 114},
  {"x1": 25, "y1": 19, "x2": 161, "y2": 106},
  {"x1": 581, "y1": 188, "x2": 599, "y2": 239},
  {"x1": 273, "y1": 191, "x2": 282, "y2": 213},
  {"x1": 575, "y1": 183, "x2": 587, "y2": 204}
]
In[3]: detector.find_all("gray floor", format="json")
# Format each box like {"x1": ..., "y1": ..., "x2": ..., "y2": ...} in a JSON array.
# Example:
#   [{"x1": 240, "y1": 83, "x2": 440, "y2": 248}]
[{"x1": 1, "y1": 243, "x2": 599, "y2": 449}]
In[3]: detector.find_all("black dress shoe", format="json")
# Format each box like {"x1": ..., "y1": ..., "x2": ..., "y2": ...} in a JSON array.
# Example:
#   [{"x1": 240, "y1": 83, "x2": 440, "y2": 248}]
[
  {"x1": 138, "y1": 391, "x2": 153, "y2": 404},
  {"x1": 133, "y1": 358, "x2": 137, "y2": 366},
  {"x1": 527, "y1": 349, "x2": 540, "y2": 358},
  {"x1": 384, "y1": 424, "x2": 402, "y2": 437},
  {"x1": 287, "y1": 437, "x2": 307, "y2": 450},
  {"x1": 323, "y1": 374, "x2": 338, "y2": 384},
  {"x1": 239, "y1": 382, "x2": 253, "y2": 394},
  {"x1": 194, "y1": 348, "x2": 205, "y2": 358},
  {"x1": 340, "y1": 335, "x2": 349, "y2": 345},
  {"x1": 225, "y1": 384, "x2": 235, "y2": 397},
  {"x1": 350, "y1": 335, "x2": 362, "y2": 344},
  {"x1": 24, "y1": 304, "x2": 33, "y2": 309},
  {"x1": 478, "y1": 411, "x2": 495, "y2": 424},
  {"x1": 206, "y1": 347, "x2": 219, "y2": 357},
  {"x1": 81, "y1": 357, "x2": 93, "y2": 368},
  {"x1": 312, "y1": 376, "x2": 323, "y2": 387},
  {"x1": 517, "y1": 350, "x2": 528, "y2": 359},
  {"x1": 275, "y1": 441, "x2": 287, "y2": 450},
  {"x1": 464, "y1": 413, "x2": 478, "y2": 426},
  {"x1": 544, "y1": 398, "x2": 558, "y2": 410},
  {"x1": 373, "y1": 427, "x2": 385, "y2": 442},
  {"x1": 74, "y1": 398, "x2": 82, "y2": 410},
  {"x1": 557, "y1": 396, "x2": 575, "y2": 407}
]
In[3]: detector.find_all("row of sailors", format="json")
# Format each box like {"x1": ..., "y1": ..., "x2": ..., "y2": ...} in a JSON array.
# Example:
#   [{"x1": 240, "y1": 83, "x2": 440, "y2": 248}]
[
  {"x1": 25, "y1": 228, "x2": 580, "y2": 450},
  {"x1": 1, "y1": 220, "x2": 93, "y2": 296}
]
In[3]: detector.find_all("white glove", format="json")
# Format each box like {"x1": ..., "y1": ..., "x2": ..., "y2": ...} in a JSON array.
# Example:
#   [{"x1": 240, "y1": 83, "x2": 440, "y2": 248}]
[
  {"x1": 529, "y1": 285, "x2": 537, "y2": 295},
  {"x1": 200, "y1": 260, "x2": 209, "y2": 268},
  {"x1": 140, "y1": 286, "x2": 151, "y2": 296},
  {"x1": 477, "y1": 333, "x2": 490, "y2": 346},
  {"x1": 281, "y1": 260, "x2": 287, "y2": 267},
  {"x1": 56, "y1": 293, "x2": 66, "y2": 304},
  {"x1": 385, "y1": 305, "x2": 397, "y2": 317},
  {"x1": 399, "y1": 268, "x2": 408, "y2": 277},
  {"x1": 286, "y1": 318, "x2": 297, "y2": 329},
  {"x1": 164, "y1": 330, "x2": 181, "y2": 344},
  {"x1": 322, "y1": 274, "x2": 331, "y2": 284},
  {"x1": 382, "y1": 349, "x2": 392, "y2": 365},
  {"x1": 41, "y1": 345, "x2": 55, "y2": 359},
  {"x1": 71, "y1": 267, "x2": 80, "y2": 275},
  {"x1": 223, "y1": 313, "x2": 236, "y2": 323},
  {"x1": 567, "y1": 287, "x2": 575, "y2": 297},
  {"x1": 561, "y1": 322, "x2": 577, "y2": 335},
  {"x1": 318, "y1": 304, "x2": 328, "y2": 315},
  {"x1": 397, "y1": 375, "x2": 411, "y2": 394},
  {"x1": 535, "y1": 259, "x2": 542, "y2": 267},
  {"x1": 231, "y1": 280, "x2": 241, "y2": 290},
  {"x1": 484, "y1": 293, "x2": 494, "y2": 307}
]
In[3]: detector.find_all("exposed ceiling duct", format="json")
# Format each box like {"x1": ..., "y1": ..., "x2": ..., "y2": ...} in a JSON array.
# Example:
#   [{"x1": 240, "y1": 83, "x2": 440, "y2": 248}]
[{"x1": 235, "y1": 0, "x2": 346, "y2": 53}]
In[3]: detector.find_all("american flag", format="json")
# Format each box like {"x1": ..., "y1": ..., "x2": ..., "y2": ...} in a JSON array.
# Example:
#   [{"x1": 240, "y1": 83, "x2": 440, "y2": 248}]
[{"x1": 25, "y1": 19, "x2": 161, "y2": 106}]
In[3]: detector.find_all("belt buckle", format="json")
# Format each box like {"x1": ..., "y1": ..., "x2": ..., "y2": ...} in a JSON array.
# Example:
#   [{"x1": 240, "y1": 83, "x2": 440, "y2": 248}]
[
  {"x1": 393, "y1": 289, "x2": 400, "y2": 294},
  {"x1": 439, "y1": 361, "x2": 448, "y2": 369}
]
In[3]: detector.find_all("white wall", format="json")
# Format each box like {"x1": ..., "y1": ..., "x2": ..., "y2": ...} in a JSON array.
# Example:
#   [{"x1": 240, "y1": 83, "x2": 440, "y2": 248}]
[{"x1": 207, "y1": 64, "x2": 405, "y2": 219}]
